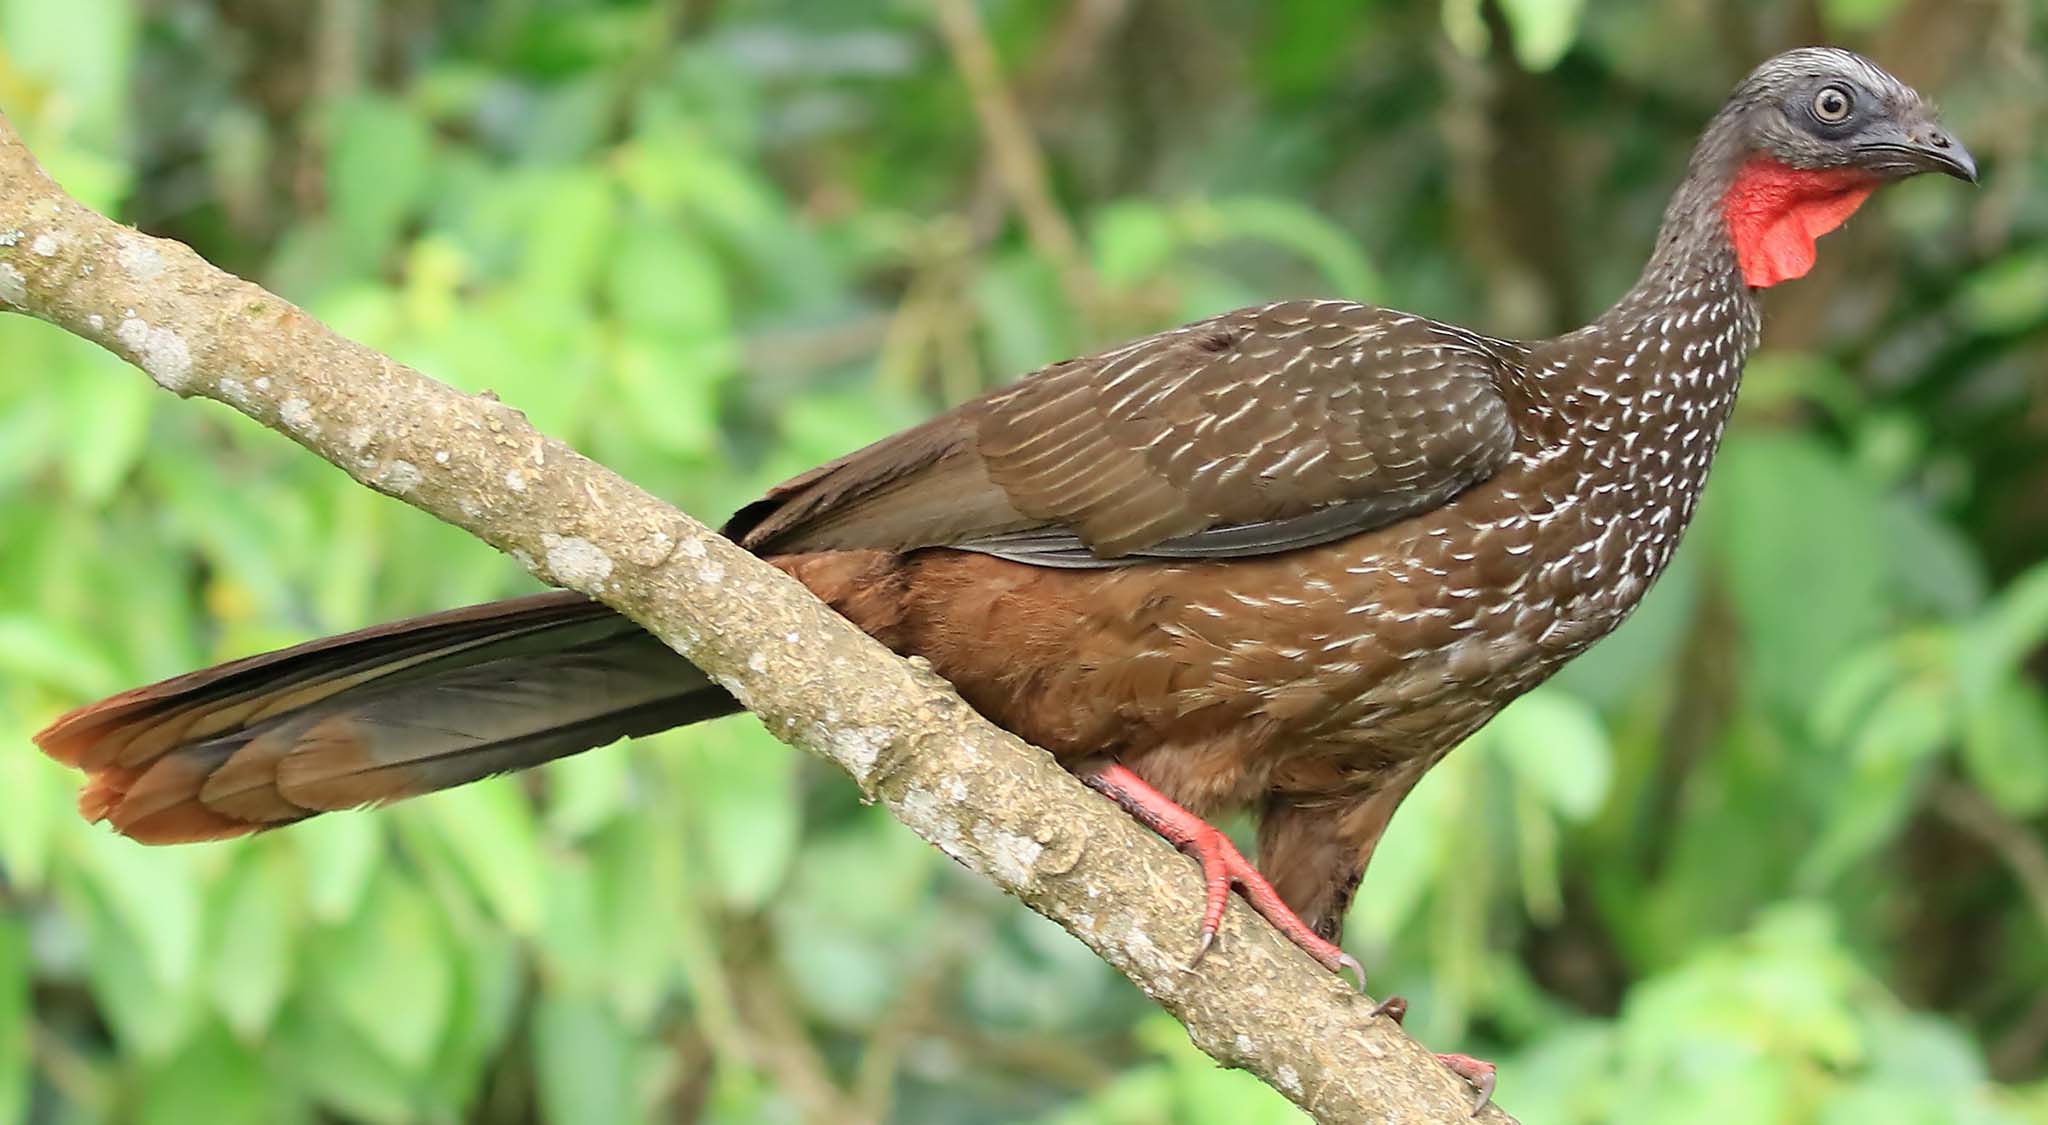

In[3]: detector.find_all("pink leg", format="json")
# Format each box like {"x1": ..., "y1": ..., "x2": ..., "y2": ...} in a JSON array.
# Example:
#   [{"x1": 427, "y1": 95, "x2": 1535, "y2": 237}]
[{"x1": 1082, "y1": 763, "x2": 1365, "y2": 987}]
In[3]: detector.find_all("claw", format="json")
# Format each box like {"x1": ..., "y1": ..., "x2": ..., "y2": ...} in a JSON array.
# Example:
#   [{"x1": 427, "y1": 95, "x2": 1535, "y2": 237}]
[
  {"x1": 1435, "y1": 1053, "x2": 1496, "y2": 1116},
  {"x1": 1370, "y1": 994, "x2": 1407, "y2": 1023},
  {"x1": 1083, "y1": 764, "x2": 1362, "y2": 984},
  {"x1": 1335, "y1": 951, "x2": 1368, "y2": 992}
]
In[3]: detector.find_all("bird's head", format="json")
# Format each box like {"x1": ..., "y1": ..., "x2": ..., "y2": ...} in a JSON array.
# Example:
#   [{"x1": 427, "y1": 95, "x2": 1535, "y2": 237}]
[{"x1": 1707, "y1": 47, "x2": 1976, "y2": 288}]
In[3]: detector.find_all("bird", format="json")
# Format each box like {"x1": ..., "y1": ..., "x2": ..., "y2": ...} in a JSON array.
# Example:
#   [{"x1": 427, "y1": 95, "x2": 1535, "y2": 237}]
[{"x1": 33, "y1": 47, "x2": 1973, "y2": 1110}]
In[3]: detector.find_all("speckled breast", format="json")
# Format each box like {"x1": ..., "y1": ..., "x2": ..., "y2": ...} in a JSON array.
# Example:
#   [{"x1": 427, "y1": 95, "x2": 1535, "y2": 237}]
[{"x1": 1133, "y1": 276, "x2": 1764, "y2": 790}]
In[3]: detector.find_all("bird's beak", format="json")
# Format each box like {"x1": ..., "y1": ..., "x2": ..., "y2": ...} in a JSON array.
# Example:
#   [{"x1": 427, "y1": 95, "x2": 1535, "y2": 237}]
[{"x1": 1857, "y1": 121, "x2": 1978, "y2": 183}]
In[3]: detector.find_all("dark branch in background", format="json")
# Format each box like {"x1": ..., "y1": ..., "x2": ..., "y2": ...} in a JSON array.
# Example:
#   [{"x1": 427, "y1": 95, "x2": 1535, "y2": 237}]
[{"x1": 0, "y1": 112, "x2": 1513, "y2": 1123}]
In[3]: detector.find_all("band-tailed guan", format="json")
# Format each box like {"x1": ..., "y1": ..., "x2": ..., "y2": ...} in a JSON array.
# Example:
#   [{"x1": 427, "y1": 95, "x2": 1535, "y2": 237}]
[{"x1": 34, "y1": 46, "x2": 1974, "y2": 1102}]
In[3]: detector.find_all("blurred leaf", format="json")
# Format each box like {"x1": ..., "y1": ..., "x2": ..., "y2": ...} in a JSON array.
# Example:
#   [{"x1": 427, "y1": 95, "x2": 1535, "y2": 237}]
[
  {"x1": 424, "y1": 918, "x2": 523, "y2": 1110},
  {"x1": 326, "y1": 95, "x2": 434, "y2": 272},
  {"x1": 1718, "y1": 436, "x2": 1890, "y2": 715},
  {"x1": 1801, "y1": 680, "x2": 1951, "y2": 886},
  {"x1": 139, "y1": 1024, "x2": 289, "y2": 1125},
  {"x1": 607, "y1": 220, "x2": 731, "y2": 339},
  {"x1": 415, "y1": 779, "x2": 545, "y2": 936},
  {"x1": 1822, "y1": 0, "x2": 1907, "y2": 32},
  {"x1": 1880, "y1": 496, "x2": 1987, "y2": 619},
  {"x1": 1955, "y1": 562, "x2": 2048, "y2": 702},
  {"x1": 207, "y1": 847, "x2": 298, "y2": 1041},
  {"x1": 70, "y1": 828, "x2": 205, "y2": 993},
  {"x1": 512, "y1": 169, "x2": 617, "y2": 302},
  {"x1": 1955, "y1": 251, "x2": 2048, "y2": 335},
  {"x1": 0, "y1": 917, "x2": 24, "y2": 1125},
  {"x1": 1496, "y1": 0, "x2": 1587, "y2": 70},
  {"x1": 776, "y1": 813, "x2": 937, "y2": 1027},
  {"x1": 66, "y1": 862, "x2": 202, "y2": 1058},
  {"x1": 535, "y1": 993, "x2": 645, "y2": 1125},
  {"x1": 975, "y1": 255, "x2": 1074, "y2": 375},
  {"x1": 1092, "y1": 201, "x2": 1178, "y2": 287},
  {"x1": 292, "y1": 813, "x2": 380, "y2": 924},
  {"x1": 308, "y1": 869, "x2": 454, "y2": 1075},
  {"x1": 0, "y1": 0, "x2": 135, "y2": 155},
  {"x1": 1193, "y1": 196, "x2": 1381, "y2": 298},
  {"x1": 1491, "y1": 689, "x2": 1613, "y2": 820},
  {"x1": 590, "y1": 814, "x2": 687, "y2": 1027},
  {"x1": 544, "y1": 745, "x2": 632, "y2": 838},
  {"x1": 275, "y1": 998, "x2": 422, "y2": 1124},
  {"x1": 1960, "y1": 679, "x2": 2048, "y2": 816},
  {"x1": 0, "y1": 615, "x2": 119, "y2": 697},
  {"x1": 0, "y1": 732, "x2": 60, "y2": 891},
  {"x1": 1812, "y1": 644, "x2": 1908, "y2": 751},
  {"x1": 672, "y1": 720, "x2": 800, "y2": 911},
  {"x1": 59, "y1": 356, "x2": 152, "y2": 502}
]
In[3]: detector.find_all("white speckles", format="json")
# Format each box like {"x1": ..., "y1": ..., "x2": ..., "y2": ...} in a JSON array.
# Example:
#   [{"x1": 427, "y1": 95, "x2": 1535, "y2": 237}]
[
  {"x1": 677, "y1": 536, "x2": 708, "y2": 560},
  {"x1": 433, "y1": 450, "x2": 450, "y2": 465},
  {"x1": 0, "y1": 230, "x2": 20, "y2": 247},
  {"x1": 541, "y1": 534, "x2": 613, "y2": 590},
  {"x1": 380, "y1": 459, "x2": 422, "y2": 493},
  {"x1": 696, "y1": 559, "x2": 726, "y2": 586},
  {"x1": 278, "y1": 395, "x2": 316, "y2": 433},
  {"x1": 503, "y1": 469, "x2": 526, "y2": 492},
  {"x1": 116, "y1": 237, "x2": 164, "y2": 281},
  {"x1": 747, "y1": 650, "x2": 768, "y2": 674},
  {"x1": 1235, "y1": 1033, "x2": 1256, "y2": 1059},
  {"x1": 116, "y1": 317, "x2": 194, "y2": 392},
  {"x1": 218, "y1": 377, "x2": 248, "y2": 405},
  {"x1": 253, "y1": 376, "x2": 270, "y2": 392},
  {"x1": 897, "y1": 785, "x2": 967, "y2": 861},
  {"x1": 87, "y1": 313, "x2": 104, "y2": 331},
  {"x1": 635, "y1": 530, "x2": 673, "y2": 565},
  {"x1": 0, "y1": 263, "x2": 25, "y2": 308},
  {"x1": 30, "y1": 234, "x2": 58, "y2": 257},
  {"x1": 974, "y1": 823, "x2": 1044, "y2": 886},
  {"x1": 344, "y1": 423, "x2": 375, "y2": 453},
  {"x1": 1123, "y1": 926, "x2": 1170, "y2": 976},
  {"x1": 830, "y1": 724, "x2": 892, "y2": 780},
  {"x1": 785, "y1": 631, "x2": 802, "y2": 645},
  {"x1": 1274, "y1": 1065, "x2": 1302, "y2": 1095}
]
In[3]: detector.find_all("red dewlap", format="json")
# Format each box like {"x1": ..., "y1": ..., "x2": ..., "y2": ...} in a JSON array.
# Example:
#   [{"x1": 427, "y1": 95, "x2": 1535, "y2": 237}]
[{"x1": 1723, "y1": 157, "x2": 1877, "y2": 288}]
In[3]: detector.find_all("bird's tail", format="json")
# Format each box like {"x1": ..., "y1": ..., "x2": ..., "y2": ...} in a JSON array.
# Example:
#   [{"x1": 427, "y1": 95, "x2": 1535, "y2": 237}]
[{"x1": 31, "y1": 592, "x2": 738, "y2": 843}]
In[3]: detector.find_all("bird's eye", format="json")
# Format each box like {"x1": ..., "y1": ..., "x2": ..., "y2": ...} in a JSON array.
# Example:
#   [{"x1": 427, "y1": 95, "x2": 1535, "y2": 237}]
[{"x1": 1811, "y1": 85, "x2": 1854, "y2": 124}]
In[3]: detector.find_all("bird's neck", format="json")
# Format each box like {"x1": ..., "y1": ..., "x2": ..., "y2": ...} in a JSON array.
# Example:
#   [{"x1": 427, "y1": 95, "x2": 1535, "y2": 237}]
[
  {"x1": 1600, "y1": 127, "x2": 1761, "y2": 337},
  {"x1": 1539, "y1": 125, "x2": 1769, "y2": 422},
  {"x1": 1518, "y1": 126, "x2": 1772, "y2": 544}
]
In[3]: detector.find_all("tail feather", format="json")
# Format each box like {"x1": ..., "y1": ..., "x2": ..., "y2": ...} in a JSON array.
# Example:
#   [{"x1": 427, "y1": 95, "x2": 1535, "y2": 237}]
[{"x1": 33, "y1": 592, "x2": 738, "y2": 843}]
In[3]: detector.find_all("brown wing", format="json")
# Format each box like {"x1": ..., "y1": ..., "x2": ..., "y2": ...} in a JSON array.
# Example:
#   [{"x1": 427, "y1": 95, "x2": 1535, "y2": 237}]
[{"x1": 725, "y1": 300, "x2": 1518, "y2": 566}]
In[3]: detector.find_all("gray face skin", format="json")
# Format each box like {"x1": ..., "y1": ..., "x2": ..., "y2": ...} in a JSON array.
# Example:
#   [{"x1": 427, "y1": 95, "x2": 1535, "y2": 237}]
[{"x1": 1727, "y1": 47, "x2": 1977, "y2": 183}]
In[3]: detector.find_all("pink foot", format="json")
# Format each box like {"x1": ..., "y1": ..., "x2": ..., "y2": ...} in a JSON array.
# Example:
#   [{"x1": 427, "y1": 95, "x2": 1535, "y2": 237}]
[
  {"x1": 1436, "y1": 1053, "x2": 1497, "y2": 1115},
  {"x1": 1083, "y1": 763, "x2": 1365, "y2": 987},
  {"x1": 1371, "y1": 995, "x2": 1497, "y2": 1115}
]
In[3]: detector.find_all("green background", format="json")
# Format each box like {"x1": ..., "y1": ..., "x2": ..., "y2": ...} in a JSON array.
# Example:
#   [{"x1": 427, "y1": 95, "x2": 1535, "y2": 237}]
[{"x1": 1, "y1": 0, "x2": 2044, "y2": 1121}]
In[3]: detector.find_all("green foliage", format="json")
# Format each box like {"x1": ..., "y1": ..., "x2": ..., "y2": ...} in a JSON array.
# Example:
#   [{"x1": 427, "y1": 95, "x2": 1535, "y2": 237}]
[{"x1": 1, "y1": 1, "x2": 2043, "y2": 1122}]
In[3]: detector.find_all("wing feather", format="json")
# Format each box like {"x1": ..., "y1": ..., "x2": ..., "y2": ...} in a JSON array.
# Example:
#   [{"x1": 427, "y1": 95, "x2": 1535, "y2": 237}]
[{"x1": 726, "y1": 300, "x2": 1520, "y2": 566}]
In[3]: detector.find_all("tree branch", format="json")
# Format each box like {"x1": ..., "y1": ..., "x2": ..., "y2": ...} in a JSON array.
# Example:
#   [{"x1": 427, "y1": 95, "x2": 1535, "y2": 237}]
[{"x1": 0, "y1": 110, "x2": 1512, "y2": 1124}]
